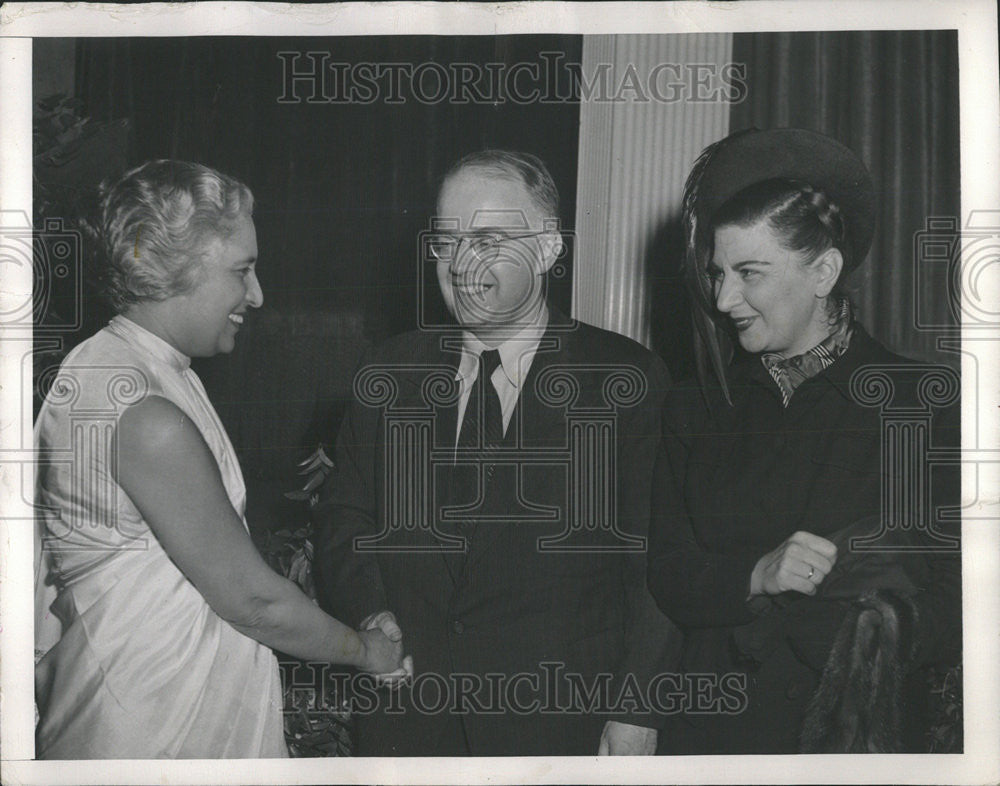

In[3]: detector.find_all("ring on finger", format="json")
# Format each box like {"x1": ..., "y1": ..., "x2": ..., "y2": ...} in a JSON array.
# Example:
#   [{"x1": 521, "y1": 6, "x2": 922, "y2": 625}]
[{"x1": 807, "y1": 566, "x2": 815, "y2": 580}]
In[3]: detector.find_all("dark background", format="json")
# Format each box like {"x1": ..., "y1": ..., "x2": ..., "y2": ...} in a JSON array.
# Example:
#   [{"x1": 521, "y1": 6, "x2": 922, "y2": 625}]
[
  {"x1": 74, "y1": 36, "x2": 582, "y2": 333},
  {"x1": 33, "y1": 31, "x2": 960, "y2": 533}
]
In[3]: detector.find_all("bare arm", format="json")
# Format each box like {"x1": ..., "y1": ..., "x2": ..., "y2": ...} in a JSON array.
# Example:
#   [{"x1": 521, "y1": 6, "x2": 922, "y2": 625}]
[{"x1": 112, "y1": 395, "x2": 402, "y2": 673}]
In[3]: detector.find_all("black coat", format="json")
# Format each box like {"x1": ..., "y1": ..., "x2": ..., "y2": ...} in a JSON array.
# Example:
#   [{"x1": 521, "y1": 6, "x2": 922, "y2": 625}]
[
  {"x1": 648, "y1": 325, "x2": 961, "y2": 753},
  {"x1": 313, "y1": 311, "x2": 682, "y2": 755}
]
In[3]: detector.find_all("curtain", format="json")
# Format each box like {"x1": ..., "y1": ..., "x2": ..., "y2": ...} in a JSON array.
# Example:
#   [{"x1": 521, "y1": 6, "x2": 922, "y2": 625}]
[{"x1": 730, "y1": 31, "x2": 960, "y2": 365}]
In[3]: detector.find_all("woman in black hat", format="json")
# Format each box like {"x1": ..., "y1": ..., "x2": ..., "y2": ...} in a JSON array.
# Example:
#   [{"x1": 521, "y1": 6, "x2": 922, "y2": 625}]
[{"x1": 647, "y1": 128, "x2": 961, "y2": 753}]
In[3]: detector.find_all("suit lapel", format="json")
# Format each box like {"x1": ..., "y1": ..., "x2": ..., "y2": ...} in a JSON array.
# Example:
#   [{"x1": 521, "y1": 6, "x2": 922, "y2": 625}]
[
  {"x1": 384, "y1": 334, "x2": 467, "y2": 585},
  {"x1": 428, "y1": 335, "x2": 470, "y2": 585}
]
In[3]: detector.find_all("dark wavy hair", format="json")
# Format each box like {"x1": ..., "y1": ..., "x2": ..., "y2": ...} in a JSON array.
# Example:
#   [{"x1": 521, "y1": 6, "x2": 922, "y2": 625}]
[
  {"x1": 709, "y1": 177, "x2": 852, "y2": 304},
  {"x1": 682, "y1": 140, "x2": 853, "y2": 408}
]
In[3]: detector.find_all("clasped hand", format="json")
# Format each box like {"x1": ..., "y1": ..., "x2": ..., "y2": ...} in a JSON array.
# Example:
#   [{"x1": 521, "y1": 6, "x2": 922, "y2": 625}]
[
  {"x1": 359, "y1": 610, "x2": 414, "y2": 686},
  {"x1": 750, "y1": 530, "x2": 838, "y2": 596}
]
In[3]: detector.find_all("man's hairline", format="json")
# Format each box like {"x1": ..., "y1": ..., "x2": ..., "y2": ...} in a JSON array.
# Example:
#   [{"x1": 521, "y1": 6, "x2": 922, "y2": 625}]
[{"x1": 436, "y1": 164, "x2": 556, "y2": 227}]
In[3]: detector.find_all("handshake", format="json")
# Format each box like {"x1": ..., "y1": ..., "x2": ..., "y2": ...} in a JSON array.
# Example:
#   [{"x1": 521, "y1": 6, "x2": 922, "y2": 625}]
[{"x1": 357, "y1": 610, "x2": 414, "y2": 685}]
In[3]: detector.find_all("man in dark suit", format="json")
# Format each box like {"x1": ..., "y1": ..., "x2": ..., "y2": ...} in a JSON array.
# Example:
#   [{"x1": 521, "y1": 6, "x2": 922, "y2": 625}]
[{"x1": 313, "y1": 150, "x2": 680, "y2": 756}]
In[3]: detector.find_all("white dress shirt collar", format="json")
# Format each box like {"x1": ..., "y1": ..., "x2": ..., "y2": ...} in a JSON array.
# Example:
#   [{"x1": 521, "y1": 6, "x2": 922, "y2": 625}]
[{"x1": 454, "y1": 305, "x2": 549, "y2": 390}]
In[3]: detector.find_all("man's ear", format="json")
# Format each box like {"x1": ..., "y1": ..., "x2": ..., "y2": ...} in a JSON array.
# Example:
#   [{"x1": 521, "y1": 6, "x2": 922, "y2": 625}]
[
  {"x1": 813, "y1": 247, "x2": 843, "y2": 298},
  {"x1": 537, "y1": 231, "x2": 564, "y2": 274}
]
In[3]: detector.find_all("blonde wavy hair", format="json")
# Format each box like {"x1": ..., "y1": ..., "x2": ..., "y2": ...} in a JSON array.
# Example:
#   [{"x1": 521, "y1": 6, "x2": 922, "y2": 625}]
[{"x1": 100, "y1": 160, "x2": 253, "y2": 313}]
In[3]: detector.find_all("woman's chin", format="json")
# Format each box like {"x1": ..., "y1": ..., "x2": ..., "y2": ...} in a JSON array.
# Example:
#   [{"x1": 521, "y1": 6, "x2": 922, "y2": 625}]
[
  {"x1": 736, "y1": 334, "x2": 764, "y2": 354},
  {"x1": 196, "y1": 338, "x2": 236, "y2": 357}
]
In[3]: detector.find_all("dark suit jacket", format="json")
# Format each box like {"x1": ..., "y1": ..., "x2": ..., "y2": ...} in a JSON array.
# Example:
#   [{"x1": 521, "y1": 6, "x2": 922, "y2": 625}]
[
  {"x1": 648, "y1": 325, "x2": 961, "y2": 753},
  {"x1": 313, "y1": 310, "x2": 681, "y2": 755}
]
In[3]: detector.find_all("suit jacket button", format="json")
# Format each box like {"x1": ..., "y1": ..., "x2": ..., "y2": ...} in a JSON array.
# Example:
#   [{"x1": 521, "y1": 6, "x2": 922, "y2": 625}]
[{"x1": 452, "y1": 619, "x2": 465, "y2": 634}]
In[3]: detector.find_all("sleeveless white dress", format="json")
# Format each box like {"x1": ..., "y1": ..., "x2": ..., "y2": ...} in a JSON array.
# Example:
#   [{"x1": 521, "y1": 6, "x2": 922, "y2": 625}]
[{"x1": 34, "y1": 316, "x2": 287, "y2": 758}]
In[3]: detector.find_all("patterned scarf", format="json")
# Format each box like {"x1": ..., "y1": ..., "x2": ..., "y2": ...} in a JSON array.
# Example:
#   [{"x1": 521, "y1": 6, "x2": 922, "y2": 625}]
[{"x1": 761, "y1": 298, "x2": 853, "y2": 407}]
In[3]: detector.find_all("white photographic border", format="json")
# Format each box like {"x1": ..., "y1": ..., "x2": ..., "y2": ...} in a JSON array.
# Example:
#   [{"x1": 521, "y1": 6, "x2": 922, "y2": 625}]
[{"x1": 2, "y1": 2, "x2": 997, "y2": 784}]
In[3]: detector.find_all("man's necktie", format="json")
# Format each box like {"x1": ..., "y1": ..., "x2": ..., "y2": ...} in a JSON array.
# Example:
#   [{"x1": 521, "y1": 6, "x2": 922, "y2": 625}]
[
  {"x1": 457, "y1": 349, "x2": 504, "y2": 452},
  {"x1": 452, "y1": 349, "x2": 503, "y2": 554}
]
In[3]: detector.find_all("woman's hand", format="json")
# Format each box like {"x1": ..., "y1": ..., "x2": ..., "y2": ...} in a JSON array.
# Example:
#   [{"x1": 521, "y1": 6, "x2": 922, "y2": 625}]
[
  {"x1": 361, "y1": 611, "x2": 414, "y2": 687},
  {"x1": 750, "y1": 530, "x2": 838, "y2": 596},
  {"x1": 357, "y1": 627, "x2": 407, "y2": 676}
]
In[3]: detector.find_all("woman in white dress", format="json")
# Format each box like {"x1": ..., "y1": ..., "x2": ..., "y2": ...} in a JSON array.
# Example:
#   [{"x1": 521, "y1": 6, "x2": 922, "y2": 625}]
[{"x1": 34, "y1": 160, "x2": 410, "y2": 758}]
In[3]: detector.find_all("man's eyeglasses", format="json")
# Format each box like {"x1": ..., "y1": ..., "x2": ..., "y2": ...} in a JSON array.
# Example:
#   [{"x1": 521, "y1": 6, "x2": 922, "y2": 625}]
[{"x1": 427, "y1": 230, "x2": 550, "y2": 263}]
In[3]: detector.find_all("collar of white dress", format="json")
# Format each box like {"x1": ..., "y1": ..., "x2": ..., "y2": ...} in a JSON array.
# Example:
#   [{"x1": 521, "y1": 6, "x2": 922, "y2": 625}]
[{"x1": 107, "y1": 315, "x2": 192, "y2": 371}]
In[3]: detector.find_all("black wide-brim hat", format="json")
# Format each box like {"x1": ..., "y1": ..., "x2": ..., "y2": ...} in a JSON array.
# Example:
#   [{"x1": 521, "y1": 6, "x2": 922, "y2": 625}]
[{"x1": 691, "y1": 127, "x2": 876, "y2": 270}]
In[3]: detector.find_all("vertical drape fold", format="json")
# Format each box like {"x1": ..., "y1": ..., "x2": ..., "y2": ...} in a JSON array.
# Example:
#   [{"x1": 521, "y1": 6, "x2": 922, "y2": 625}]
[{"x1": 730, "y1": 31, "x2": 960, "y2": 364}]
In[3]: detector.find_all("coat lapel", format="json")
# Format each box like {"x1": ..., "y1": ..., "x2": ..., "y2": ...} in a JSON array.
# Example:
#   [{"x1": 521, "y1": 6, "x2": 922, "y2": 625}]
[{"x1": 385, "y1": 334, "x2": 466, "y2": 584}]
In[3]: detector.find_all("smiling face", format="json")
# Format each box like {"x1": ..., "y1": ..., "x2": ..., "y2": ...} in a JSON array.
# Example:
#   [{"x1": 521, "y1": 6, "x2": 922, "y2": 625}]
[
  {"x1": 435, "y1": 169, "x2": 557, "y2": 344},
  {"x1": 166, "y1": 215, "x2": 262, "y2": 357},
  {"x1": 710, "y1": 220, "x2": 836, "y2": 358}
]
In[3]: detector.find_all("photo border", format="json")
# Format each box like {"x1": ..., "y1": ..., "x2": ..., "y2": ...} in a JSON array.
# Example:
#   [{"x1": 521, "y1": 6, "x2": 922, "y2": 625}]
[{"x1": 2, "y1": 2, "x2": 997, "y2": 784}]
